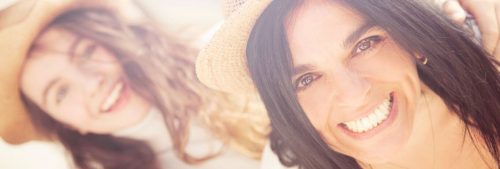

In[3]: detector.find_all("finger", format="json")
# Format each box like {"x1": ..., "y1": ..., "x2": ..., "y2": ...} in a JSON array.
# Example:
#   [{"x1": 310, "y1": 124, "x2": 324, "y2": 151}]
[
  {"x1": 459, "y1": 0, "x2": 499, "y2": 53},
  {"x1": 443, "y1": 0, "x2": 467, "y2": 24}
]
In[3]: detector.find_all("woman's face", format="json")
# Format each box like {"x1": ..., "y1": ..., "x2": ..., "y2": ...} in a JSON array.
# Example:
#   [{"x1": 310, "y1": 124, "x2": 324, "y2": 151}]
[
  {"x1": 20, "y1": 27, "x2": 151, "y2": 134},
  {"x1": 286, "y1": 1, "x2": 428, "y2": 163}
]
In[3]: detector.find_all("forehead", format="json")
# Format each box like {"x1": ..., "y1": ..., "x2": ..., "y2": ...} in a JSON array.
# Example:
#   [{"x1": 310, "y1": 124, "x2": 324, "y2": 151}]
[
  {"x1": 33, "y1": 27, "x2": 77, "y2": 53},
  {"x1": 286, "y1": 0, "x2": 364, "y2": 64}
]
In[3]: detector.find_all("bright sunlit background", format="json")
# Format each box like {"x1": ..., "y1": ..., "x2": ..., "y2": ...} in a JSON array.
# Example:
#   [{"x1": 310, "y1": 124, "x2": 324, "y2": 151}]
[{"x1": 137, "y1": 0, "x2": 223, "y2": 45}]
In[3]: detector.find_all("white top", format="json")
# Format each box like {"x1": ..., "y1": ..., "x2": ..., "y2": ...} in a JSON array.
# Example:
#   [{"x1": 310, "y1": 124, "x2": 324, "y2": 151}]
[
  {"x1": 113, "y1": 108, "x2": 261, "y2": 169},
  {"x1": 0, "y1": 138, "x2": 73, "y2": 169}
]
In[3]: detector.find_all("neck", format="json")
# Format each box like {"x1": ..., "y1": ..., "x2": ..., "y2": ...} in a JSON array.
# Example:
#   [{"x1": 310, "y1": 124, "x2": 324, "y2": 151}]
[
  {"x1": 112, "y1": 107, "x2": 172, "y2": 153},
  {"x1": 369, "y1": 90, "x2": 495, "y2": 169}
]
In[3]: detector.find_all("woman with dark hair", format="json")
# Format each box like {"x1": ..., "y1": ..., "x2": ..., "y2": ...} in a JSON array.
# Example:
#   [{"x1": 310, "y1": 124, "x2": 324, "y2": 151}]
[
  {"x1": 17, "y1": 3, "x2": 267, "y2": 169},
  {"x1": 196, "y1": 0, "x2": 500, "y2": 169}
]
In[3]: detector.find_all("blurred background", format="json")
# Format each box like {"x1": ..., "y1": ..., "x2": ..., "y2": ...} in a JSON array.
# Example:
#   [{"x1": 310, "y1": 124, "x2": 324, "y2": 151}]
[{"x1": 137, "y1": 0, "x2": 223, "y2": 46}]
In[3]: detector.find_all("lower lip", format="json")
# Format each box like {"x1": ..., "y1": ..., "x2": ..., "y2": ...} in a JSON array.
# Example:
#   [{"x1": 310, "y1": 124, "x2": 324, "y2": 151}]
[
  {"x1": 338, "y1": 93, "x2": 399, "y2": 139},
  {"x1": 104, "y1": 82, "x2": 131, "y2": 114}
]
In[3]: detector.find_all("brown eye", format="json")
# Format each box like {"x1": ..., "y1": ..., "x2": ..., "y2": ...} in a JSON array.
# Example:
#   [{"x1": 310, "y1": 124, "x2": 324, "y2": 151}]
[
  {"x1": 358, "y1": 40, "x2": 371, "y2": 51},
  {"x1": 353, "y1": 36, "x2": 383, "y2": 56},
  {"x1": 295, "y1": 73, "x2": 320, "y2": 91}
]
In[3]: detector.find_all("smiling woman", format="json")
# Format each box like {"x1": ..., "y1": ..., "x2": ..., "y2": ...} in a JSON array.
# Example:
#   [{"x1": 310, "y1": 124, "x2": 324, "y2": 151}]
[
  {"x1": 19, "y1": 8, "x2": 163, "y2": 169},
  {"x1": 248, "y1": 0, "x2": 500, "y2": 168},
  {"x1": 284, "y1": 3, "x2": 423, "y2": 162},
  {"x1": 22, "y1": 27, "x2": 151, "y2": 135},
  {"x1": 195, "y1": 0, "x2": 500, "y2": 169},
  {"x1": 18, "y1": 6, "x2": 267, "y2": 169}
]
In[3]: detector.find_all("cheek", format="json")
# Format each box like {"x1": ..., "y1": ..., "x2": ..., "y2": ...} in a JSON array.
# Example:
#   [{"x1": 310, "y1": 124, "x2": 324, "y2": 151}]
[
  {"x1": 353, "y1": 41, "x2": 420, "y2": 94},
  {"x1": 298, "y1": 79, "x2": 335, "y2": 130},
  {"x1": 48, "y1": 98, "x2": 89, "y2": 129},
  {"x1": 354, "y1": 42, "x2": 416, "y2": 77},
  {"x1": 353, "y1": 41, "x2": 422, "y2": 125}
]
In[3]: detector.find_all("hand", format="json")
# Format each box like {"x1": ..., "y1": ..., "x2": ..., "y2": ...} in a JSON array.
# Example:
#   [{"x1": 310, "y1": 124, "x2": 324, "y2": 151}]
[
  {"x1": 441, "y1": 0, "x2": 468, "y2": 24},
  {"x1": 442, "y1": 0, "x2": 500, "y2": 60}
]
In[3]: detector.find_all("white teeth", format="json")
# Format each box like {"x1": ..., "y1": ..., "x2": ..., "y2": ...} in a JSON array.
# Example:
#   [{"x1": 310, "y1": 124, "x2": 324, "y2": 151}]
[
  {"x1": 343, "y1": 95, "x2": 392, "y2": 133},
  {"x1": 101, "y1": 82, "x2": 124, "y2": 112}
]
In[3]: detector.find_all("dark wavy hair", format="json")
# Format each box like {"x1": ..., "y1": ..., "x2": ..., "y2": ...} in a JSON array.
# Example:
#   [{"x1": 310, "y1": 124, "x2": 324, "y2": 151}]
[
  {"x1": 23, "y1": 95, "x2": 158, "y2": 169},
  {"x1": 246, "y1": 0, "x2": 500, "y2": 169}
]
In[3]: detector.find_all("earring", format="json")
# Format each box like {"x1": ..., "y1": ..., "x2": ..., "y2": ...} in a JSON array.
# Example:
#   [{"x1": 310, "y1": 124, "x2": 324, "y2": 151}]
[{"x1": 420, "y1": 57, "x2": 428, "y2": 65}]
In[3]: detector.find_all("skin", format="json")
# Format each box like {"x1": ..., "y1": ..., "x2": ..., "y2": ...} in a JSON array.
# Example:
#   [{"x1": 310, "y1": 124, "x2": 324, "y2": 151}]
[
  {"x1": 458, "y1": 0, "x2": 500, "y2": 58},
  {"x1": 20, "y1": 27, "x2": 151, "y2": 135},
  {"x1": 286, "y1": 0, "x2": 493, "y2": 168},
  {"x1": 440, "y1": 0, "x2": 500, "y2": 61}
]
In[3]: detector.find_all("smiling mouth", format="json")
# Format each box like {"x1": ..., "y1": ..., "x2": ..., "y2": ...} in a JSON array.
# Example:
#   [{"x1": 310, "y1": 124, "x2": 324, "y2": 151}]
[
  {"x1": 100, "y1": 81, "x2": 125, "y2": 113},
  {"x1": 341, "y1": 93, "x2": 394, "y2": 133}
]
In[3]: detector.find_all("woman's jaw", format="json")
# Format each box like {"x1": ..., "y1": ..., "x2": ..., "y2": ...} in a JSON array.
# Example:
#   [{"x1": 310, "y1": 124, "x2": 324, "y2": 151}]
[
  {"x1": 88, "y1": 78, "x2": 153, "y2": 134},
  {"x1": 322, "y1": 90, "x2": 414, "y2": 164}
]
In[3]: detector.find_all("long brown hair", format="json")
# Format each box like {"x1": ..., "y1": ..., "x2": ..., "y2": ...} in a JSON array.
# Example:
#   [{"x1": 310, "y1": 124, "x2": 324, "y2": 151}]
[
  {"x1": 23, "y1": 95, "x2": 158, "y2": 169},
  {"x1": 246, "y1": 0, "x2": 500, "y2": 169},
  {"x1": 23, "y1": 7, "x2": 270, "y2": 168}
]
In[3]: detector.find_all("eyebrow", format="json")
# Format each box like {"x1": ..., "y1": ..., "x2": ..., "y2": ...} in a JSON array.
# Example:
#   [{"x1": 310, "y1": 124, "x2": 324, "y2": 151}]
[
  {"x1": 292, "y1": 22, "x2": 375, "y2": 77},
  {"x1": 42, "y1": 78, "x2": 60, "y2": 107},
  {"x1": 342, "y1": 22, "x2": 375, "y2": 49},
  {"x1": 293, "y1": 64, "x2": 316, "y2": 77}
]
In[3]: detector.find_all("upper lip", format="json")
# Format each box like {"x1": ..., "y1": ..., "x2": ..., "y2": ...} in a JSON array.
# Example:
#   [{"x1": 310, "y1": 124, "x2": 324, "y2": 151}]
[{"x1": 339, "y1": 94, "x2": 390, "y2": 124}]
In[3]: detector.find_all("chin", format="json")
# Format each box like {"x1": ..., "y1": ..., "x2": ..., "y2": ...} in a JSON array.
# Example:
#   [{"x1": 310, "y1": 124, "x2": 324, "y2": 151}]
[
  {"x1": 354, "y1": 140, "x2": 407, "y2": 164},
  {"x1": 339, "y1": 94, "x2": 414, "y2": 164}
]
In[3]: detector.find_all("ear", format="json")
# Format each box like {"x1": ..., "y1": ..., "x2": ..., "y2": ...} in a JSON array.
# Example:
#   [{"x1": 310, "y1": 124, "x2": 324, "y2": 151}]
[{"x1": 414, "y1": 54, "x2": 424, "y2": 60}]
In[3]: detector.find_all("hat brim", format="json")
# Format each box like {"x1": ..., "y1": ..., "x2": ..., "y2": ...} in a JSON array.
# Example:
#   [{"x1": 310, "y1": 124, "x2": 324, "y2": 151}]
[{"x1": 196, "y1": 0, "x2": 272, "y2": 94}]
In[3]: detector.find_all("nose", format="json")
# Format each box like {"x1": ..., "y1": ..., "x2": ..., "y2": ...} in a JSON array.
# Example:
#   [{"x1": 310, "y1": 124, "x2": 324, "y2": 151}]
[
  {"x1": 82, "y1": 71, "x2": 105, "y2": 98},
  {"x1": 63, "y1": 67, "x2": 105, "y2": 117},
  {"x1": 330, "y1": 68, "x2": 371, "y2": 106},
  {"x1": 67, "y1": 67, "x2": 105, "y2": 98}
]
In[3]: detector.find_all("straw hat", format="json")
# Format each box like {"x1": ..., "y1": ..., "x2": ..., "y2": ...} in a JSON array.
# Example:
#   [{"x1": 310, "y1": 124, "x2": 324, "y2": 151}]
[{"x1": 195, "y1": 0, "x2": 272, "y2": 93}]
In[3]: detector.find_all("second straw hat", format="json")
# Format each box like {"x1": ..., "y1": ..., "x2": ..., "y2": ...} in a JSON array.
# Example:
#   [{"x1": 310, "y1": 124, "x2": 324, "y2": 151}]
[{"x1": 196, "y1": 0, "x2": 272, "y2": 94}]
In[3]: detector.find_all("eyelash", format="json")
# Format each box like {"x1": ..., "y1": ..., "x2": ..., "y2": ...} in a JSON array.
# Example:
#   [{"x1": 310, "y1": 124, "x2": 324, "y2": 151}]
[
  {"x1": 352, "y1": 35, "x2": 383, "y2": 57},
  {"x1": 294, "y1": 35, "x2": 383, "y2": 92},
  {"x1": 295, "y1": 73, "x2": 321, "y2": 91}
]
